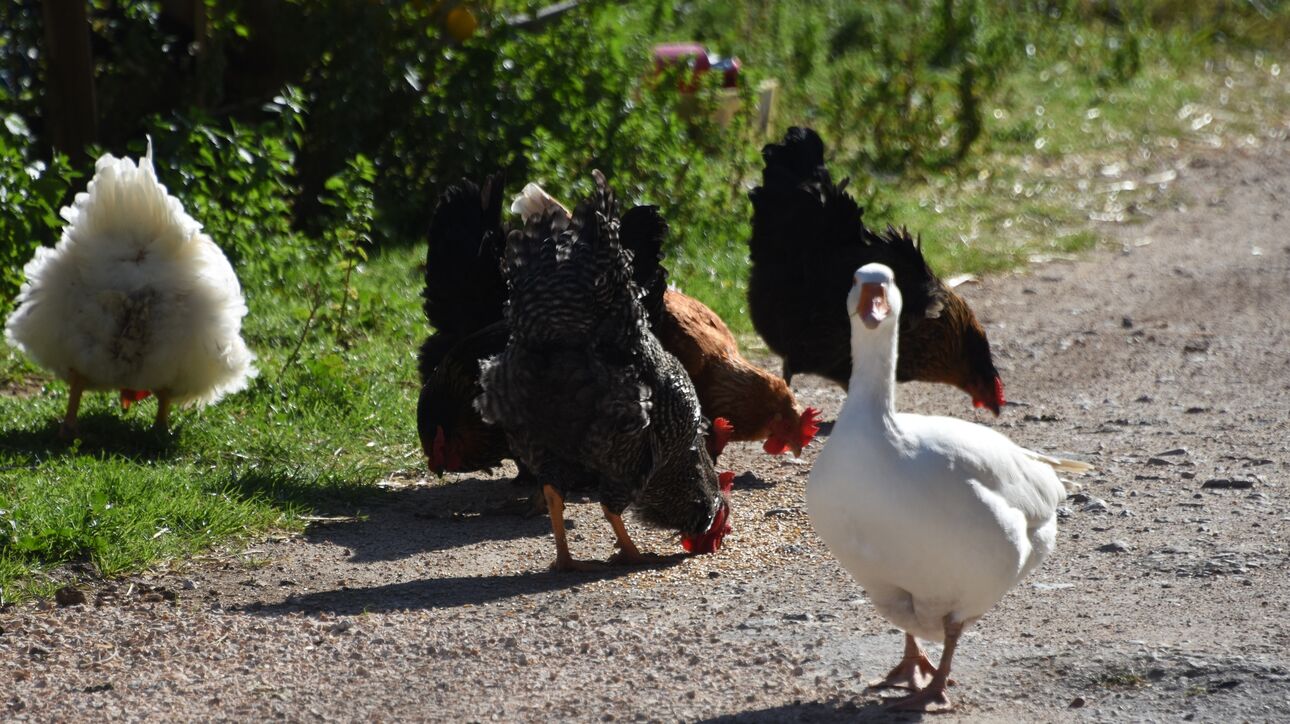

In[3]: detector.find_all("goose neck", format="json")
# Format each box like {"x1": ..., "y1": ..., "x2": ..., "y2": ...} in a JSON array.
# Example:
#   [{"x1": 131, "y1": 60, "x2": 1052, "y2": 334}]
[{"x1": 845, "y1": 319, "x2": 898, "y2": 422}]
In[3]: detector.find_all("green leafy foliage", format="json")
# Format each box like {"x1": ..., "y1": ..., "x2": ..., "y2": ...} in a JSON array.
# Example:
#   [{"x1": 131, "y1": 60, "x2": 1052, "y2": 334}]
[
  {"x1": 141, "y1": 90, "x2": 308, "y2": 281},
  {"x1": 0, "y1": 123, "x2": 79, "y2": 309}
]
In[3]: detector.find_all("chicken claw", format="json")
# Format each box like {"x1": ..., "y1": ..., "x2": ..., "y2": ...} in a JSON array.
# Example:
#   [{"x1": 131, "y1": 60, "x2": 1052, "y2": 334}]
[{"x1": 602, "y1": 507, "x2": 667, "y2": 566}]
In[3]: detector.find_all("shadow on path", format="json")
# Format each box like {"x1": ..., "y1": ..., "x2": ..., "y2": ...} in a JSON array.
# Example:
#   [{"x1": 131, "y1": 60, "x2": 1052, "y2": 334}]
[
  {"x1": 247, "y1": 562, "x2": 678, "y2": 615},
  {"x1": 699, "y1": 699, "x2": 919, "y2": 723},
  {"x1": 293, "y1": 473, "x2": 551, "y2": 562}
]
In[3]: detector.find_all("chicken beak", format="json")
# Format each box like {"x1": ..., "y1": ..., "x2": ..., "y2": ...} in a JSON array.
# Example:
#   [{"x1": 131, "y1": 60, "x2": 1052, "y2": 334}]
[{"x1": 858, "y1": 282, "x2": 889, "y2": 330}]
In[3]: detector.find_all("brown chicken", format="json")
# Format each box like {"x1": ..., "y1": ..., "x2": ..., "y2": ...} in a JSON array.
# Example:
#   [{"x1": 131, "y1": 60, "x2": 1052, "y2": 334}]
[{"x1": 656, "y1": 290, "x2": 820, "y2": 457}]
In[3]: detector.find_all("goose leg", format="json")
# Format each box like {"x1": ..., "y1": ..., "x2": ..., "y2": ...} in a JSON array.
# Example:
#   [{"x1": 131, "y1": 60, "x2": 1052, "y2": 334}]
[
  {"x1": 869, "y1": 633, "x2": 937, "y2": 690},
  {"x1": 603, "y1": 506, "x2": 665, "y2": 566},
  {"x1": 59, "y1": 370, "x2": 85, "y2": 439},
  {"x1": 544, "y1": 485, "x2": 604, "y2": 572},
  {"x1": 887, "y1": 616, "x2": 964, "y2": 713}
]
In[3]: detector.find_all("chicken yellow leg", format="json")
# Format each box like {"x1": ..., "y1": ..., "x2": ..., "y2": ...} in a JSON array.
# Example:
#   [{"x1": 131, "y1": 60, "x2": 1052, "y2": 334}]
[
  {"x1": 153, "y1": 391, "x2": 172, "y2": 434},
  {"x1": 603, "y1": 506, "x2": 666, "y2": 566},
  {"x1": 544, "y1": 485, "x2": 605, "y2": 572},
  {"x1": 59, "y1": 370, "x2": 85, "y2": 440}
]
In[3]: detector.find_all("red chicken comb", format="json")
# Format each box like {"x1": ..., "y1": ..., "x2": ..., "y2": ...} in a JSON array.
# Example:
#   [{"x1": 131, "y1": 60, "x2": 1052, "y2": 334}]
[
  {"x1": 429, "y1": 426, "x2": 447, "y2": 474},
  {"x1": 707, "y1": 417, "x2": 734, "y2": 459},
  {"x1": 798, "y1": 407, "x2": 822, "y2": 448},
  {"x1": 762, "y1": 407, "x2": 822, "y2": 456},
  {"x1": 972, "y1": 377, "x2": 1006, "y2": 416},
  {"x1": 681, "y1": 471, "x2": 735, "y2": 555},
  {"x1": 762, "y1": 436, "x2": 787, "y2": 455},
  {"x1": 718, "y1": 469, "x2": 735, "y2": 493},
  {"x1": 119, "y1": 388, "x2": 151, "y2": 410}
]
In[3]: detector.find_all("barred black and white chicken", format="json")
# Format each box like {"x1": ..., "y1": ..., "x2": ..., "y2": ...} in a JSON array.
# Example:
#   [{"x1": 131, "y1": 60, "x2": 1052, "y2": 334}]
[
  {"x1": 417, "y1": 176, "x2": 731, "y2": 478},
  {"x1": 476, "y1": 172, "x2": 732, "y2": 571}
]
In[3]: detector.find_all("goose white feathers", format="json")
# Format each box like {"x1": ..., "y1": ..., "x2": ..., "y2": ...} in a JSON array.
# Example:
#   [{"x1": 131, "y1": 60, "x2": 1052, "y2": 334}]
[
  {"x1": 4, "y1": 139, "x2": 256, "y2": 435},
  {"x1": 806, "y1": 263, "x2": 1087, "y2": 712}
]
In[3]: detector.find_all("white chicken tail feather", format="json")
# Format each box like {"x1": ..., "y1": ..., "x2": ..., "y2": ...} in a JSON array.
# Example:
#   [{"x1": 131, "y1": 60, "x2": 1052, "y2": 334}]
[
  {"x1": 510, "y1": 183, "x2": 571, "y2": 224},
  {"x1": 1025, "y1": 449, "x2": 1095, "y2": 475}
]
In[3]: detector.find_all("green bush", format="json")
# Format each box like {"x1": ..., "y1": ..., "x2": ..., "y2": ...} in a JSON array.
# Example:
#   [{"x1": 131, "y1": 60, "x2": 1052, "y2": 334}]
[
  {"x1": 141, "y1": 91, "x2": 308, "y2": 282},
  {"x1": 0, "y1": 121, "x2": 79, "y2": 309}
]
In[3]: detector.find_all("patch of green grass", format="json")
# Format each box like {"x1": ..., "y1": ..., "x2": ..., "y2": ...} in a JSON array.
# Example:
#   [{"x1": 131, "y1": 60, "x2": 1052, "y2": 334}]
[
  {"x1": 778, "y1": 49, "x2": 1290, "y2": 327},
  {"x1": 0, "y1": 245, "x2": 427, "y2": 602},
  {"x1": 647, "y1": 33, "x2": 1290, "y2": 338}
]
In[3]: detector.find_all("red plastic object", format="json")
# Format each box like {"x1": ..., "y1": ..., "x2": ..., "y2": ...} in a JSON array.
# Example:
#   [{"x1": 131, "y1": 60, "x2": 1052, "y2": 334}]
[{"x1": 652, "y1": 43, "x2": 739, "y2": 91}]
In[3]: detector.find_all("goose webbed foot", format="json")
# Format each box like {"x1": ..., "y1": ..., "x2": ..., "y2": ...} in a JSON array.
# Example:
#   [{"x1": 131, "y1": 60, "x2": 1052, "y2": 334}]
[
  {"x1": 884, "y1": 617, "x2": 965, "y2": 713},
  {"x1": 869, "y1": 634, "x2": 937, "y2": 690}
]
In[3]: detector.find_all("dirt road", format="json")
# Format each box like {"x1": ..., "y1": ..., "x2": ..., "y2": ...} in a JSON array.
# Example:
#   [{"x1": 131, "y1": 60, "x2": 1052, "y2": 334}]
[{"x1": 3, "y1": 143, "x2": 1289, "y2": 722}]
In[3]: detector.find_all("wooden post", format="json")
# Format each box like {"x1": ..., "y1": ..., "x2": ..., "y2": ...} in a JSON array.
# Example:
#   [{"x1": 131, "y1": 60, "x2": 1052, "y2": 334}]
[{"x1": 41, "y1": 0, "x2": 98, "y2": 159}]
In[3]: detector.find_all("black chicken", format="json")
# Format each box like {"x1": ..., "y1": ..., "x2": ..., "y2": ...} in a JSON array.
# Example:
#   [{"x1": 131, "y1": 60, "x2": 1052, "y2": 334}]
[
  {"x1": 476, "y1": 172, "x2": 733, "y2": 571},
  {"x1": 416, "y1": 175, "x2": 515, "y2": 475},
  {"x1": 417, "y1": 321, "x2": 510, "y2": 475},
  {"x1": 748, "y1": 127, "x2": 1005, "y2": 414}
]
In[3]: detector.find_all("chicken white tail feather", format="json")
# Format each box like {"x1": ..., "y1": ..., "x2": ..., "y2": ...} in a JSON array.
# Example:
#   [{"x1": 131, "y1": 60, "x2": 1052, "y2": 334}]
[
  {"x1": 510, "y1": 183, "x2": 571, "y2": 223},
  {"x1": 1021, "y1": 451, "x2": 1093, "y2": 474}
]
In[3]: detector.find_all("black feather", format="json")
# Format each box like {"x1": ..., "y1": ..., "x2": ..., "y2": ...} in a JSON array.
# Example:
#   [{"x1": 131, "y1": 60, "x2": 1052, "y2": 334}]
[
  {"x1": 417, "y1": 322, "x2": 510, "y2": 473},
  {"x1": 422, "y1": 174, "x2": 508, "y2": 338},
  {"x1": 747, "y1": 127, "x2": 963, "y2": 386},
  {"x1": 619, "y1": 204, "x2": 669, "y2": 323}
]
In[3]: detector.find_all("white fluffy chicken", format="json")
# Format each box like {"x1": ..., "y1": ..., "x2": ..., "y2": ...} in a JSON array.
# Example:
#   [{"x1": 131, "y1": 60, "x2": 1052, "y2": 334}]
[
  {"x1": 4, "y1": 139, "x2": 256, "y2": 437},
  {"x1": 807, "y1": 263, "x2": 1089, "y2": 712}
]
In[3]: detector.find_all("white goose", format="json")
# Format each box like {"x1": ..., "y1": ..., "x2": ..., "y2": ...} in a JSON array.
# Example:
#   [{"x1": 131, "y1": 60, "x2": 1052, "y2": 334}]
[{"x1": 807, "y1": 263, "x2": 1088, "y2": 712}]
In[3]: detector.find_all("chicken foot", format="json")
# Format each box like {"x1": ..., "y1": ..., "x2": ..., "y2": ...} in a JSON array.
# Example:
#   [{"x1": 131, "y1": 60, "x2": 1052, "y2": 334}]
[
  {"x1": 603, "y1": 506, "x2": 667, "y2": 566},
  {"x1": 886, "y1": 616, "x2": 966, "y2": 713},
  {"x1": 544, "y1": 485, "x2": 605, "y2": 572},
  {"x1": 59, "y1": 369, "x2": 85, "y2": 440},
  {"x1": 868, "y1": 633, "x2": 937, "y2": 691}
]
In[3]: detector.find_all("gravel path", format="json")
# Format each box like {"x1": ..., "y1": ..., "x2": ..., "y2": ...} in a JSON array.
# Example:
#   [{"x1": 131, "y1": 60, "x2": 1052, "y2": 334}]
[{"x1": 3, "y1": 143, "x2": 1289, "y2": 722}]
